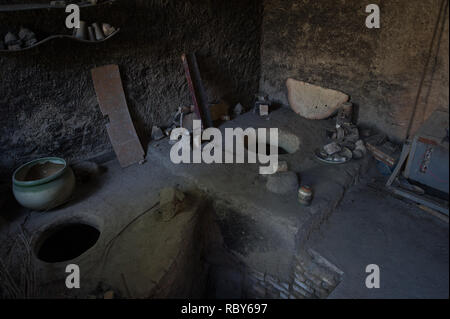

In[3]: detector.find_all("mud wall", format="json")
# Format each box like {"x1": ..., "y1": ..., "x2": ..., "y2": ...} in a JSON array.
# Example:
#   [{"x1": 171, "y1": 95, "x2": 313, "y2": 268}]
[
  {"x1": 261, "y1": 0, "x2": 449, "y2": 141},
  {"x1": 0, "y1": 0, "x2": 262, "y2": 182}
]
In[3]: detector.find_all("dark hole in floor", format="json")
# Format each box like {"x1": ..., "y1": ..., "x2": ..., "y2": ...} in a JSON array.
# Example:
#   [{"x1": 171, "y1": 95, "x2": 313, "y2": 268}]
[
  {"x1": 244, "y1": 137, "x2": 289, "y2": 155},
  {"x1": 37, "y1": 223, "x2": 100, "y2": 263}
]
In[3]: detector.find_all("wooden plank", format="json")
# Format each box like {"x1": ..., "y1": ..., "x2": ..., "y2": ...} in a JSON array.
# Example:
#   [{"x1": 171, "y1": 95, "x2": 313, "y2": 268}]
[
  {"x1": 418, "y1": 205, "x2": 449, "y2": 223},
  {"x1": 92, "y1": 65, "x2": 144, "y2": 168},
  {"x1": 389, "y1": 186, "x2": 449, "y2": 216}
]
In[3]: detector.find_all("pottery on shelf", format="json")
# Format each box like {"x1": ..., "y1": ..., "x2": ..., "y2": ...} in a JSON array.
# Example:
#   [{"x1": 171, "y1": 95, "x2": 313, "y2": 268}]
[
  {"x1": 102, "y1": 23, "x2": 116, "y2": 37},
  {"x1": 74, "y1": 21, "x2": 88, "y2": 40},
  {"x1": 88, "y1": 26, "x2": 96, "y2": 41},
  {"x1": 92, "y1": 23, "x2": 105, "y2": 41}
]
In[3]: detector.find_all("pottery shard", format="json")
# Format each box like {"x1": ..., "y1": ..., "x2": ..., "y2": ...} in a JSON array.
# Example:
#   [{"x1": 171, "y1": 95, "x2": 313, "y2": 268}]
[{"x1": 286, "y1": 78, "x2": 349, "y2": 120}]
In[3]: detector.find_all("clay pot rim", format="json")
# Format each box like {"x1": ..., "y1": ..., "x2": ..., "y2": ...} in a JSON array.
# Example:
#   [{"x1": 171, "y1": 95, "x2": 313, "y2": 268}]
[{"x1": 13, "y1": 157, "x2": 68, "y2": 188}]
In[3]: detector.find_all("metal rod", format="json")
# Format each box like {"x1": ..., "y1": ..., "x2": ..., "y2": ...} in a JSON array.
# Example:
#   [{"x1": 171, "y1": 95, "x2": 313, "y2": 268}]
[{"x1": 181, "y1": 53, "x2": 213, "y2": 128}]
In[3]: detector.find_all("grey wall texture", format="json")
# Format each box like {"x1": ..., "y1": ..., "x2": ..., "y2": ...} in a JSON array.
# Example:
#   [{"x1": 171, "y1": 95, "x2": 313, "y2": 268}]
[
  {"x1": 261, "y1": 0, "x2": 449, "y2": 142},
  {"x1": 0, "y1": 0, "x2": 263, "y2": 182},
  {"x1": 1, "y1": 0, "x2": 449, "y2": 184}
]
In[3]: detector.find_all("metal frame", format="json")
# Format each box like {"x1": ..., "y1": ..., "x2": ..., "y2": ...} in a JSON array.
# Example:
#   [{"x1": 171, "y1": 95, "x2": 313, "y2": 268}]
[{"x1": 386, "y1": 141, "x2": 449, "y2": 216}]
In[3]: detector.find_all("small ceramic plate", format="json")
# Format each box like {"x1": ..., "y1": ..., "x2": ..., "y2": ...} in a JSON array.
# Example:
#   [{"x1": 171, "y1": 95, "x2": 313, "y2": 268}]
[{"x1": 314, "y1": 147, "x2": 352, "y2": 164}]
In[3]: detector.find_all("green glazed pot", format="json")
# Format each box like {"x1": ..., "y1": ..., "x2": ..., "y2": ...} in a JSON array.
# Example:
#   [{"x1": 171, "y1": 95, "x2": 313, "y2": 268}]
[{"x1": 12, "y1": 157, "x2": 75, "y2": 211}]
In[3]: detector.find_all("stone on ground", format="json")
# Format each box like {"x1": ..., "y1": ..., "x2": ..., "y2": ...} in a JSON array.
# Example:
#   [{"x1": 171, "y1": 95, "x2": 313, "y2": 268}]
[{"x1": 159, "y1": 187, "x2": 186, "y2": 222}]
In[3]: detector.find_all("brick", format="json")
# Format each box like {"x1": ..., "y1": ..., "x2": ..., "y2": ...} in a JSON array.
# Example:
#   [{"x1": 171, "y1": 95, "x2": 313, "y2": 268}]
[
  {"x1": 266, "y1": 287, "x2": 280, "y2": 299},
  {"x1": 249, "y1": 269, "x2": 265, "y2": 281},
  {"x1": 292, "y1": 285, "x2": 312, "y2": 298},
  {"x1": 280, "y1": 292, "x2": 289, "y2": 299},
  {"x1": 295, "y1": 281, "x2": 314, "y2": 294},
  {"x1": 293, "y1": 277, "x2": 305, "y2": 288},
  {"x1": 294, "y1": 271, "x2": 306, "y2": 282},
  {"x1": 246, "y1": 276, "x2": 259, "y2": 287},
  {"x1": 265, "y1": 274, "x2": 277, "y2": 284},
  {"x1": 268, "y1": 281, "x2": 289, "y2": 295},
  {"x1": 314, "y1": 287, "x2": 330, "y2": 299},
  {"x1": 280, "y1": 282, "x2": 290, "y2": 291},
  {"x1": 320, "y1": 275, "x2": 338, "y2": 287},
  {"x1": 251, "y1": 284, "x2": 266, "y2": 298},
  {"x1": 303, "y1": 272, "x2": 323, "y2": 286},
  {"x1": 321, "y1": 281, "x2": 332, "y2": 290},
  {"x1": 295, "y1": 264, "x2": 305, "y2": 274}
]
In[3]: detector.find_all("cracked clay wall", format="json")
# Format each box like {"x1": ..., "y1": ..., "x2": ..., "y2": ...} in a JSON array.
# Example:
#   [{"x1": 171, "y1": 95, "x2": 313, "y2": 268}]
[
  {"x1": 261, "y1": 0, "x2": 449, "y2": 142},
  {"x1": 0, "y1": 0, "x2": 263, "y2": 183}
]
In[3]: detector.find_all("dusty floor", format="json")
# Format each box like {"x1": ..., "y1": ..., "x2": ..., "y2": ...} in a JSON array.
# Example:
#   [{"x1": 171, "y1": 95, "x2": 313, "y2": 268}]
[
  {"x1": 0, "y1": 108, "x2": 447, "y2": 299},
  {"x1": 0, "y1": 108, "x2": 368, "y2": 299},
  {"x1": 308, "y1": 165, "x2": 449, "y2": 299}
]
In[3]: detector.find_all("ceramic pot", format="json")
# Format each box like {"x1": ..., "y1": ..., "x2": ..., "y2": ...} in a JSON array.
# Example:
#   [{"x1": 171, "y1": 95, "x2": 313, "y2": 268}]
[
  {"x1": 88, "y1": 26, "x2": 96, "y2": 41},
  {"x1": 74, "y1": 21, "x2": 88, "y2": 40},
  {"x1": 13, "y1": 157, "x2": 75, "y2": 211},
  {"x1": 92, "y1": 23, "x2": 105, "y2": 41}
]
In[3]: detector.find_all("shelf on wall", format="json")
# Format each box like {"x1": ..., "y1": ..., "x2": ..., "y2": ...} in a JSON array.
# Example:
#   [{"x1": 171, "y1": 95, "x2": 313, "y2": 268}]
[
  {"x1": 0, "y1": 0, "x2": 117, "y2": 12},
  {"x1": 0, "y1": 28, "x2": 120, "y2": 52}
]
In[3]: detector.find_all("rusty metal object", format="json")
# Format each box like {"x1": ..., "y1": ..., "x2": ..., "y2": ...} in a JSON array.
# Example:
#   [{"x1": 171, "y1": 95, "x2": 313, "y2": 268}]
[
  {"x1": 91, "y1": 65, "x2": 144, "y2": 167},
  {"x1": 181, "y1": 53, "x2": 213, "y2": 128},
  {"x1": 366, "y1": 142, "x2": 398, "y2": 167}
]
